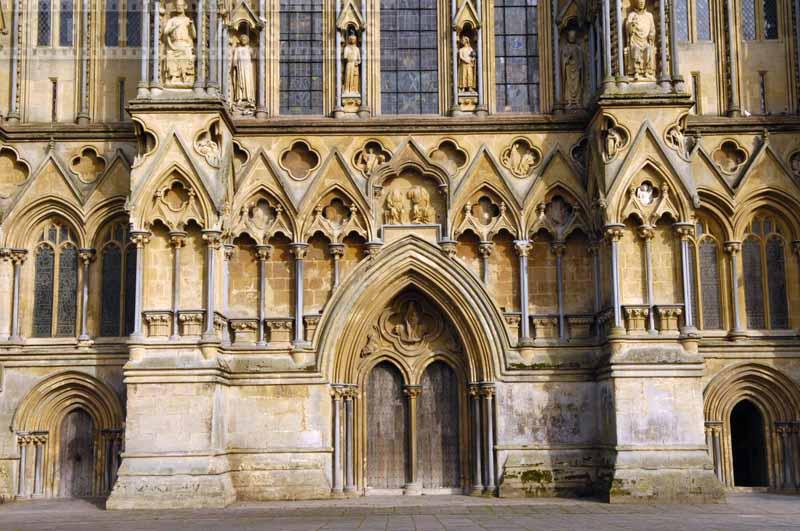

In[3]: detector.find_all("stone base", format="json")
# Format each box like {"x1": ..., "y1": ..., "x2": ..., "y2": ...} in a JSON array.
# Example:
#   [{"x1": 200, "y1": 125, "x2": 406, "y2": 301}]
[
  {"x1": 228, "y1": 453, "x2": 331, "y2": 501},
  {"x1": 601, "y1": 467, "x2": 725, "y2": 504},
  {"x1": 498, "y1": 452, "x2": 596, "y2": 498},
  {"x1": 107, "y1": 473, "x2": 236, "y2": 509}
]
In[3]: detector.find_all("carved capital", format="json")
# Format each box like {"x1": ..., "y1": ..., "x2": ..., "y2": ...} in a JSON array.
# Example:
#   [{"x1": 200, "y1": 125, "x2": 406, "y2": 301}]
[
  {"x1": 202, "y1": 229, "x2": 223, "y2": 249},
  {"x1": 130, "y1": 230, "x2": 151, "y2": 248},
  {"x1": 331, "y1": 384, "x2": 349, "y2": 400},
  {"x1": 479, "y1": 382, "x2": 496, "y2": 398},
  {"x1": 7, "y1": 249, "x2": 27, "y2": 264},
  {"x1": 168, "y1": 231, "x2": 187, "y2": 248},
  {"x1": 290, "y1": 242, "x2": 309, "y2": 259},
  {"x1": 328, "y1": 243, "x2": 345, "y2": 258},
  {"x1": 78, "y1": 248, "x2": 96, "y2": 265},
  {"x1": 478, "y1": 241, "x2": 494, "y2": 258},
  {"x1": 604, "y1": 224, "x2": 625, "y2": 242},
  {"x1": 403, "y1": 385, "x2": 422, "y2": 399},
  {"x1": 223, "y1": 243, "x2": 236, "y2": 261},
  {"x1": 673, "y1": 222, "x2": 695, "y2": 241},
  {"x1": 550, "y1": 241, "x2": 565, "y2": 256},
  {"x1": 723, "y1": 240, "x2": 741, "y2": 255},
  {"x1": 439, "y1": 239, "x2": 457, "y2": 259},
  {"x1": 513, "y1": 239, "x2": 531, "y2": 257},
  {"x1": 366, "y1": 240, "x2": 383, "y2": 259},
  {"x1": 637, "y1": 225, "x2": 655, "y2": 240},
  {"x1": 256, "y1": 244, "x2": 273, "y2": 261},
  {"x1": 468, "y1": 383, "x2": 482, "y2": 397}
]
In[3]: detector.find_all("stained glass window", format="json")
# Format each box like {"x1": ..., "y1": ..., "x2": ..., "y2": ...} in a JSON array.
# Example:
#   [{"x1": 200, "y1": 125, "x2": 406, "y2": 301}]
[
  {"x1": 696, "y1": 0, "x2": 711, "y2": 40},
  {"x1": 688, "y1": 244, "x2": 699, "y2": 325},
  {"x1": 59, "y1": 0, "x2": 74, "y2": 46},
  {"x1": 742, "y1": 0, "x2": 756, "y2": 39},
  {"x1": 124, "y1": 246, "x2": 137, "y2": 335},
  {"x1": 127, "y1": 0, "x2": 143, "y2": 47},
  {"x1": 38, "y1": 0, "x2": 52, "y2": 46},
  {"x1": 280, "y1": 0, "x2": 323, "y2": 115},
  {"x1": 699, "y1": 240, "x2": 722, "y2": 329},
  {"x1": 675, "y1": 0, "x2": 689, "y2": 41},
  {"x1": 762, "y1": 0, "x2": 778, "y2": 38},
  {"x1": 56, "y1": 246, "x2": 78, "y2": 336},
  {"x1": 380, "y1": 0, "x2": 440, "y2": 115},
  {"x1": 33, "y1": 246, "x2": 55, "y2": 337},
  {"x1": 743, "y1": 237, "x2": 765, "y2": 329},
  {"x1": 101, "y1": 245, "x2": 122, "y2": 336},
  {"x1": 495, "y1": 0, "x2": 539, "y2": 113},
  {"x1": 766, "y1": 237, "x2": 788, "y2": 328},
  {"x1": 105, "y1": 0, "x2": 120, "y2": 46}
]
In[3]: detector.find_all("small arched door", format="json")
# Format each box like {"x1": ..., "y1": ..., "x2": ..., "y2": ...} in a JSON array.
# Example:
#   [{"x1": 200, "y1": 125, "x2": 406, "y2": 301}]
[
  {"x1": 58, "y1": 408, "x2": 95, "y2": 497},
  {"x1": 730, "y1": 400, "x2": 768, "y2": 487}
]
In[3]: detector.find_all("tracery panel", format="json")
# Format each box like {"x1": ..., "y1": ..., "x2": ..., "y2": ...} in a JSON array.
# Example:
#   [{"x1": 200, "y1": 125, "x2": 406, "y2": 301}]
[
  {"x1": 380, "y1": 0, "x2": 440, "y2": 114},
  {"x1": 743, "y1": 237, "x2": 765, "y2": 329},
  {"x1": 33, "y1": 247, "x2": 56, "y2": 337},
  {"x1": 105, "y1": 0, "x2": 121, "y2": 46},
  {"x1": 741, "y1": 0, "x2": 757, "y2": 39},
  {"x1": 699, "y1": 240, "x2": 722, "y2": 329},
  {"x1": 494, "y1": 0, "x2": 539, "y2": 112},
  {"x1": 56, "y1": 246, "x2": 78, "y2": 336},
  {"x1": 765, "y1": 237, "x2": 788, "y2": 329},
  {"x1": 280, "y1": 0, "x2": 324, "y2": 115}
]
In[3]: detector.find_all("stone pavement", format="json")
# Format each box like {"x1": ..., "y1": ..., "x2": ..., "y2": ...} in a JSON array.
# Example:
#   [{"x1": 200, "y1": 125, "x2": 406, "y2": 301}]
[{"x1": 1, "y1": 492, "x2": 798, "y2": 531}]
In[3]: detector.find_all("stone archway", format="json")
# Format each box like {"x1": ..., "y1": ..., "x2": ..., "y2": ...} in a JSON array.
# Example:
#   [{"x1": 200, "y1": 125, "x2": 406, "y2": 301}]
[{"x1": 704, "y1": 363, "x2": 800, "y2": 490}]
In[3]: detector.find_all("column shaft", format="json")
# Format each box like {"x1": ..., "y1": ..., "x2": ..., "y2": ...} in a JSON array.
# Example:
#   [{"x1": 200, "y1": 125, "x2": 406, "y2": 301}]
[
  {"x1": 725, "y1": 242, "x2": 743, "y2": 333},
  {"x1": 169, "y1": 232, "x2": 185, "y2": 340},
  {"x1": 641, "y1": 228, "x2": 656, "y2": 333},
  {"x1": 33, "y1": 442, "x2": 43, "y2": 495},
  {"x1": 10, "y1": 252, "x2": 25, "y2": 341},
  {"x1": 203, "y1": 231, "x2": 220, "y2": 339},
  {"x1": 17, "y1": 440, "x2": 26, "y2": 496},
  {"x1": 256, "y1": 245, "x2": 271, "y2": 346},
  {"x1": 483, "y1": 389, "x2": 496, "y2": 492},
  {"x1": 332, "y1": 392, "x2": 343, "y2": 492},
  {"x1": 725, "y1": 0, "x2": 740, "y2": 115},
  {"x1": 602, "y1": 0, "x2": 612, "y2": 80},
  {"x1": 669, "y1": 0, "x2": 681, "y2": 79},
  {"x1": 616, "y1": 0, "x2": 624, "y2": 77},
  {"x1": 476, "y1": 0, "x2": 484, "y2": 108},
  {"x1": 194, "y1": 0, "x2": 205, "y2": 93},
  {"x1": 658, "y1": 0, "x2": 668, "y2": 84},
  {"x1": 515, "y1": 241, "x2": 531, "y2": 343},
  {"x1": 208, "y1": 0, "x2": 218, "y2": 93},
  {"x1": 7, "y1": 0, "x2": 20, "y2": 120},
  {"x1": 291, "y1": 244, "x2": 308, "y2": 346},
  {"x1": 344, "y1": 392, "x2": 355, "y2": 491},
  {"x1": 471, "y1": 388, "x2": 483, "y2": 493},
  {"x1": 606, "y1": 226, "x2": 624, "y2": 330},
  {"x1": 551, "y1": 0, "x2": 560, "y2": 108},
  {"x1": 677, "y1": 225, "x2": 695, "y2": 330},
  {"x1": 152, "y1": 0, "x2": 161, "y2": 85},
  {"x1": 77, "y1": 0, "x2": 90, "y2": 121},
  {"x1": 554, "y1": 243, "x2": 565, "y2": 340},
  {"x1": 138, "y1": 0, "x2": 151, "y2": 96},
  {"x1": 405, "y1": 386, "x2": 421, "y2": 492},
  {"x1": 78, "y1": 250, "x2": 94, "y2": 340},
  {"x1": 256, "y1": 0, "x2": 267, "y2": 116},
  {"x1": 335, "y1": 0, "x2": 342, "y2": 109}
]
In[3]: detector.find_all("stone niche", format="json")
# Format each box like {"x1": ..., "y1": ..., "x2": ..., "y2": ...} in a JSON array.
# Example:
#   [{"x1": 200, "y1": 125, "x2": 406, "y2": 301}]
[{"x1": 379, "y1": 169, "x2": 445, "y2": 226}]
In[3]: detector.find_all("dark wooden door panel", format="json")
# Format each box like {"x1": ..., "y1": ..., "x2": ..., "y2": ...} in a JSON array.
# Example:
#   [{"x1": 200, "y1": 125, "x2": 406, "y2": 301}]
[
  {"x1": 366, "y1": 362, "x2": 408, "y2": 489},
  {"x1": 58, "y1": 408, "x2": 94, "y2": 498},
  {"x1": 417, "y1": 361, "x2": 460, "y2": 489}
]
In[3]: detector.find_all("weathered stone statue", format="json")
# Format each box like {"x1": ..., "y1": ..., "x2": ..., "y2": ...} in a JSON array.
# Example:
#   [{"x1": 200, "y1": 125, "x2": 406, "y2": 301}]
[
  {"x1": 624, "y1": 0, "x2": 656, "y2": 80},
  {"x1": 407, "y1": 186, "x2": 435, "y2": 224},
  {"x1": 342, "y1": 34, "x2": 361, "y2": 96},
  {"x1": 604, "y1": 127, "x2": 623, "y2": 160},
  {"x1": 356, "y1": 146, "x2": 385, "y2": 175},
  {"x1": 384, "y1": 189, "x2": 404, "y2": 224},
  {"x1": 561, "y1": 28, "x2": 584, "y2": 109},
  {"x1": 457, "y1": 35, "x2": 477, "y2": 92},
  {"x1": 231, "y1": 33, "x2": 255, "y2": 109},
  {"x1": 162, "y1": 0, "x2": 196, "y2": 87}
]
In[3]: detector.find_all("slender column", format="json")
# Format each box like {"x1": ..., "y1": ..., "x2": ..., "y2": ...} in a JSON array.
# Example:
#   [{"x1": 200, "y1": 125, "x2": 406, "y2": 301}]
[
  {"x1": 17, "y1": 436, "x2": 27, "y2": 496},
  {"x1": 207, "y1": 0, "x2": 218, "y2": 94},
  {"x1": 481, "y1": 384, "x2": 496, "y2": 493},
  {"x1": 705, "y1": 421, "x2": 722, "y2": 481},
  {"x1": 724, "y1": 241, "x2": 744, "y2": 335},
  {"x1": 675, "y1": 223, "x2": 695, "y2": 331},
  {"x1": 658, "y1": 0, "x2": 669, "y2": 87},
  {"x1": 552, "y1": 242, "x2": 566, "y2": 340},
  {"x1": 589, "y1": 242, "x2": 602, "y2": 335},
  {"x1": 221, "y1": 25, "x2": 230, "y2": 100},
  {"x1": 152, "y1": 0, "x2": 161, "y2": 86},
  {"x1": 638, "y1": 225, "x2": 657, "y2": 334},
  {"x1": 194, "y1": 0, "x2": 205, "y2": 94},
  {"x1": 169, "y1": 231, "x2": 187, "y2": 340},
  {"x1": 138, "y1": 0, "x2": 151, "y2": 97},
  {"x1": 331, "y1": 386, "x2": 344, "y2": 493},
  {"x1": 469, "y1": 384, "x2": 483, "y2": 494},
  {"x1": 551, "y1": 0, "x2": 561, "y2": 109},
  {"x1": 601, "y1": 0, "x2": 612, "y2": 83},
  {"x1": 6, "y1": 0, "x2": 21, "y2": 121},
  {"x1": 10, "y1": 250, "x2": 27, "y2": 342},
  {"x1": 0, "y1": 250, "x2": 10, "y2": 340},
  {"x1": 290, "y1": 243, "x2": 309, "y2": 346},
  {"x1": 669, "y1": 0, "x2": 681, "y2": 83},
  {"x1": 724, "y1": 0, "x2": 740, "y2": 115},
  {"x1": 344, "y1": 386, "x2": 356, "y2": 492},
  {"x1": 451, "y1": 0, "x2": 458, "y2": 111},
  {"x1": 76, "y1": 0, "x2": 90, "y2": 123},
  {"x1": 404, "y1": 385, "x2": 422, "y2": 493},
  {"x1": 329, "y1": 243, "x2": 344, "y2": 288},
  {"x1": 588, "y1": 22, "x2": 597, "y2": 92},
  {"x1": 256, "y1": 244, "x2": 272, "y2": 346},
  {"x1": 256, "y1": 0, "x2": 267, "y2": 117},
  {"x1": 129, "y1": 232, "x2": 150, "y2": 338},
  {"x1": 478, "y1": 241, "x2": 493, "y2": 285},
  {"x1": 335, "y1": 0, "x2": 342, "y2": 111},
  {"x1": 78, "y1": 249, "x2": 96, "y2": 341},
  {"x1": 514, "y1": 241, "x2": 532, "y2": 344},
  {"x1": 794, "y1": 242, "x2": 800, "y2": 334},
  {"x1": 778, "y1": 424, "x2": 794, "y2": 489},
  {"x1": 616, "y1": 0, "x2": 624, "y2": 78},
  {"x1": 223, "y1": 244, "x2": 234, "y2": 315},
  {"x1": 476, "y1": 0, "x2": 485, "y2": 110},
  {"x1": 605, "y1": 224, "x2": 625, "y2": 331},
  {"x1": 32, "y1": 434, "x2": 45, "y2": 496},
  {"x1": 796, "y1": 0, "x2": 800, "y2": 112},
  {"x1": 202, "y1": 230, "x2": 221, "y2": 339}
]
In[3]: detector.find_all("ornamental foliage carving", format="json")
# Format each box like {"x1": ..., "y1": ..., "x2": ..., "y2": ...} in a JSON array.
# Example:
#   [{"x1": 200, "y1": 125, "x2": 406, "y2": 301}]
[
  {"x1": 149, "y1": 177, "x2": 205, "y2": 230},
  {"x1": 229, "y1": 193, "x2": 293, "y2": 243},
  {"x1": 304, "y1": 195, "x2": 368, "y2": 243},
  {"x1": 454, "y1": 193, "x2": 516, "y2": 241}
]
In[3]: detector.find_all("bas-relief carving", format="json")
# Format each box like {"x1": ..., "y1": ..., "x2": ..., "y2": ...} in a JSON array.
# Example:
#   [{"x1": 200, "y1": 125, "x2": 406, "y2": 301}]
[
  {"x1": 561, "y1": 25, "x2": 585, "y2": 109},
  {"x1": 458, "y1": 34, "x2": 477, "y2": 94},
  {"x1": 361, "y1": 292, "x2": 461, "y2": 359},
  {"x1": 342, "y1": 34, "x2": 361, "y2": 98},
  {"x1": 789, "y1": 151, "x2": 800, "y2": 180},
  {"x1": 194, "y1": 121, "x2": 223, "y2": 167},
  {"x1": 382, "y1": 182, "x2": 437, "y2": 225},
  {"x1": 500, "y1": 139, "x2": 541, "y2": 177},
  {"x1": 624, "y1": 0, "x2": 656, "y2": 81},
  {"x1": 600, "y1": 116, "x2": 629, "y2": 162},
  {"x1": 353, "y1": 141, "x2": 391, "y2": 177},
  {"x1": 161, "y1": 0, "x2": 196, "y2": 88},
  {"x1": 621, "y1": 178, "x2": 680, "y2": 225}
]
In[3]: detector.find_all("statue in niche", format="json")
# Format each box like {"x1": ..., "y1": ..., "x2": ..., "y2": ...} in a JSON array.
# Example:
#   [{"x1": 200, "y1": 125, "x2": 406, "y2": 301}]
[
  {"x1": 231, "y1": 33, "x2": 255, "y2": 109},
  {"x1": 457, "y1": 34, "x2": 477, "y2": 93},
  {"x1": 624, "y1": 0, "x2": 656, "y2": 80},
  {"x1": 355, "y1": 146, "x2": 385, "y2": 175},
  {"x1": 407, "y1": 186, "x2": 436, "y2": 224},
  {"x1": 561, "y1": 26, "x2": 584, "y2": 109},
  {"x1": 636, "y1": 182, "x2": 655, "y2": 206},
  {"x1": 162, "y1": 0, "x2": 196, "y2": 86},
  {"x1": 384, "y1": 189, "x2": 405, "y2": 224},
  {"x1": 342, "y1": 34, "x2": 361, "y2": 96},
  {"x1": 604, "y1": 126, "x2": 624, "y2": 160}
]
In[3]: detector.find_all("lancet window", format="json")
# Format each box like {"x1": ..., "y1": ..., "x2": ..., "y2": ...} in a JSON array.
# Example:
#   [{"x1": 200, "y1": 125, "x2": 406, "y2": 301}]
[
  {"x1": 690, "y1": 219, "x2": 723, "y2": 330},
  {"x1": 494, "y1": 0, "x2": 540, "y2": 112},
  {"x1": 99, "y1": 222, "x2": 137, "y2": 337},
  {"x1": 37, "y1": 0, "x2": 75, "y2": 47},
  {"x1": 742, "y1": 215, "x2": 789, "y2": 330},
  {"x1": 280, "y1": 0, "x2": 324, "y2": 115},
  {"x1": 742, "y1": 0, "x2": 778, "y2": 40},
  {"x1": 32, "y1": 220, "x2": 79, "y2": 338},
  {"x1": 675, "y1": 0, "x2": 711, "y2": 41},
  {"x1": 105, "y1": 0, "x2": 143, "y2": 47}
]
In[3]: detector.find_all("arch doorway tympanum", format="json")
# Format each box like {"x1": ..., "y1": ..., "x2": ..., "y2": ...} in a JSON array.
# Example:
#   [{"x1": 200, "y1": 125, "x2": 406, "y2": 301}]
[{"x1": 731, "y1": 400, "x2": 769, "y2": 487}]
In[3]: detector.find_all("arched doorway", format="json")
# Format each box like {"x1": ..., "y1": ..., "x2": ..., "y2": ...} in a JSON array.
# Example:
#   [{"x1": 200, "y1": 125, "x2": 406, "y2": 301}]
[
  {"x1": 731, "y1": 400, "x2": 768, "y2": 487},
  {"x1": 366, "y1": 362, "x2": 408, "y2": 490},
  {"x1": 417, "y1": 361, "x2": 460, "y2": 490},
  {"x1": 58, "y1": 408, "x2": 95, "y2": 497}
]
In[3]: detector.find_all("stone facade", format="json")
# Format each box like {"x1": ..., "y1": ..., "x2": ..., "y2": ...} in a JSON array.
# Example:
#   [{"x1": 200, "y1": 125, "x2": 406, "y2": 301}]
[{"x1": 0, "y1": 0, "x2": 799, "y2": 509}]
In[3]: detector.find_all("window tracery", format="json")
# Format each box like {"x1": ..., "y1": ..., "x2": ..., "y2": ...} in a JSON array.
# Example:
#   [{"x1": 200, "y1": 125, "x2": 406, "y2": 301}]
[
  {"x1": 675, "y1": 0, "x2": 711, "y2": 41},
  {"x1": 690, "y1": 219, "x2": 723, "y2": 330},
  {"x1": 99, "y1": 222, "x2": 136, "y2": 337},
  {"x1": 32, "y1": 220, "x2": 79, "y2": 338},
  {"x1": 105, "y1": 0, "x2": 143, "y2": 47},
  {"x1": 280, "y1": 0, "x2": 324, "y2": 115},
  {"x1": 494, "y1": 0, "x2": 540, "y2": 113},
  {"x1": 742, "y1": 214, "x2": 790, "y2": 330},
  {"x1": 742, "y1": 0, "x2": 778, "y2": 40}
]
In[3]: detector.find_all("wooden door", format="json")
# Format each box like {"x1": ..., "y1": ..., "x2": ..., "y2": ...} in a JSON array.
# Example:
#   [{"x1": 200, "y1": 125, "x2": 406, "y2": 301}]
[
  {"x1": 417, "y1": 361, "x2": 461, "y2": 489},
  {"x1": 58, "y1": 409, "x2": 94, "y2": 497},
  {"x1": 366, "y1": 362, "x2": 408, "y2": 489}
]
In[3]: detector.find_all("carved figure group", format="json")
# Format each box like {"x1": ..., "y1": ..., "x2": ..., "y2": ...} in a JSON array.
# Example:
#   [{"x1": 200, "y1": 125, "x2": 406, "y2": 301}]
[
  {"x1": 561, "y1": 27, "x2": 584, "y2": 109},
  {"x1": 383, "y1": 185, "x2": 436, "y2": 224},
  {"x1": 458, "y1": 35, "x2": 477, "y2": 93},
  {"x1": 231, "y1": 33, "x2": 255, "y2": 108},
  {"x1": 624, "y1": 0, "x2": 656, "y2": 80},
  {"x1": 342, "y1": 34, "x2": 361, "y2": 96},
  {"x1": 162, "y1": 0, "x2": 196, "y2": 86},
  {"x1": 384, "y1": 189, "x2": 405, "y2": 224}
]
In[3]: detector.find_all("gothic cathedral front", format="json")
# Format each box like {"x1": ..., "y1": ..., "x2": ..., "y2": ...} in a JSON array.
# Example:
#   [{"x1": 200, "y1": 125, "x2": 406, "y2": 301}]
[{"x1": 0, "y1": 0, "x2": 799, "y2": 508}]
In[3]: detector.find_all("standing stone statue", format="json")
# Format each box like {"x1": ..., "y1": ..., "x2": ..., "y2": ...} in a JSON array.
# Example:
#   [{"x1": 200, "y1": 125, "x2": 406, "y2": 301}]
[
  {"x1": 162, "y1": 0, "x2": 196, "y2": 86},
  {"x1": 624, "y1": 0, "x2": 656, "y2": 80},
  {"x1": 457, "y1": 35, "x2": 477, "y2": 92},
  {"x1": 231, "y1": 33, "x2": 255, "y2": 107},
  {"x1": 561, "y1": 28, "x2": 584, "y2": 109},
  {"x1": 342, "y1": 34, "x2": 361, "y2": 96}
]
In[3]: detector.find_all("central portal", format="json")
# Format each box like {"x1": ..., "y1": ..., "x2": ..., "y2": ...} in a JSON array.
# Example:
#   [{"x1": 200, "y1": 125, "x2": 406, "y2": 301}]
[{"x1": 361, "y1": 290, "x2": 466, "y2": 495}]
